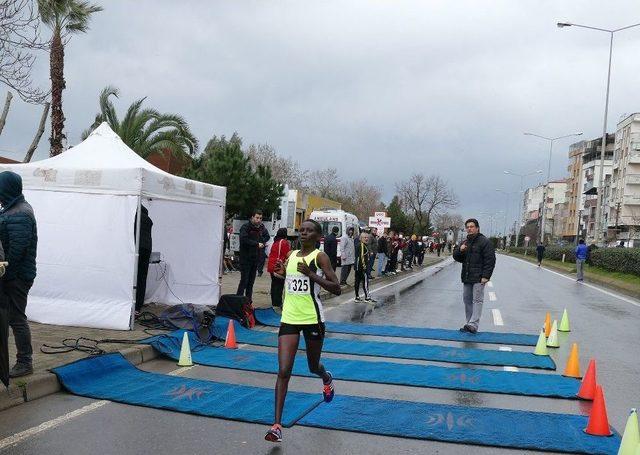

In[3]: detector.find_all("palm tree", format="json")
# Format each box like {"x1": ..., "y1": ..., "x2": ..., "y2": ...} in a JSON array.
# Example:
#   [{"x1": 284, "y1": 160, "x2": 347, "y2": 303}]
[
  {"x1": 83, "y1": 86, "x2": 199, "y2": 158},
  {"x1": 38, "y1": 0, "x2": 103, "y2": 156}
]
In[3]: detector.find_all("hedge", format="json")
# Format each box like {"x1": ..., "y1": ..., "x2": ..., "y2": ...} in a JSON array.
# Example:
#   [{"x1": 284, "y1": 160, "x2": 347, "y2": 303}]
[{"x1": 506, "y1": 246, "x2": 640, "y2": 277}]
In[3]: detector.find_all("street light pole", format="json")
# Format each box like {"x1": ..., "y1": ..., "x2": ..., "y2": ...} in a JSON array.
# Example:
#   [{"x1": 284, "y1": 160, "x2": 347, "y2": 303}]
[
  {"x1": 496, "y1": 189, "x2": 519, "y2": 246},
  {"x1": 504, "y1": 169, "x2": 543, "y2": 247},
  {"x1": 558, "y1": 21, "x2": 640, "y2": 245},
  {"x1": 523, "y1": 132, "x2": 582, "y2": 244}
]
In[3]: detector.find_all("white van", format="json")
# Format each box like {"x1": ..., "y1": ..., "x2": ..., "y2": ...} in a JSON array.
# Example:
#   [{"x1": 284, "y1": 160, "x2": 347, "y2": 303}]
[{"x1": 309, "y1": 209, "x2": 360, "y2": 258}]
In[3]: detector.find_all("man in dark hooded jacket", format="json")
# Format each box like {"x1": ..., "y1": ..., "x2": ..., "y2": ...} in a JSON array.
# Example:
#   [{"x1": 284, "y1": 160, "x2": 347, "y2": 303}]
[
  {"x1": 0, "y1": 171, "x2": 37, "y2": 377},
  {"x1": 452, "y1": 218, "x2": 495, "y2": 334}
]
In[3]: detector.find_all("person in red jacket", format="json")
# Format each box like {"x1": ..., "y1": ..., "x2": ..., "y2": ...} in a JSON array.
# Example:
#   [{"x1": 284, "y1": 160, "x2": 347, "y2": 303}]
[{"x1": 267, "y1": 228, "x2": 290, "y2": 308}]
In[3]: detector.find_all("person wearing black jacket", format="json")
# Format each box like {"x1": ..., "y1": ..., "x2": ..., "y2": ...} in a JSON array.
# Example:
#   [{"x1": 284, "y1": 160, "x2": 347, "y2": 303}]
[
  {"x1": 324, "y1": 226, "x2": 339, "y2": 270},
  {"x1": 134, "y1": 205, "x2": 153, "y2": 313},
  {"x1": 237, "y1": 210, "x2": 270, "y2": 301},
  {"x1": 452, "y1": 218, "x2": 496, "y2": 334}
]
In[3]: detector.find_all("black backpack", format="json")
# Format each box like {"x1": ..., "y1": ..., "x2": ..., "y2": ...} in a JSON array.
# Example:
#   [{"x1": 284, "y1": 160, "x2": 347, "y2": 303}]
[{"x1": 216, "y1": 294, "x2": 255, "y2": 328}]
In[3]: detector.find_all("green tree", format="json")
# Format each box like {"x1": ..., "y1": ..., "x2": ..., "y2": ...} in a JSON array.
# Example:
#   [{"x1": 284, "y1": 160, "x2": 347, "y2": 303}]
[
  {"x1": 38, "y1": 0, "x2": 103, "y2": 156},
  {"x1": 83, "y1": 86, "x2": 198, "y2": 158},
  {"x1": 386, "y1": 195, "x2": 412, "y2": 234},
  {"x1": 184, "y1": 133, "x2": 283, "y2": 219}
]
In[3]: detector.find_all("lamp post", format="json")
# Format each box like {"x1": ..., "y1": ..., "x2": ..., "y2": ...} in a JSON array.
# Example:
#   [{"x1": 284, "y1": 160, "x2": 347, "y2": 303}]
[
  {"x1": 558, "y1": 21, "x2": 640, "y2": 245},
  {"x1": 496, "y1": 189, "x2": 519, "y2": 246},
  {"x1": 523, "y1": 132, "x2": 583, "y2": 244},
  {"x1": 503, "y1": 169, "x2": 543, "y2": 247}
]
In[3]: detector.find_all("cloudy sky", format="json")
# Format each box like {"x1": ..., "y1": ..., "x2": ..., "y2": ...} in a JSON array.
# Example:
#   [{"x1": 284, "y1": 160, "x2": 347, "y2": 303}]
[{"x1": 2, "y1": 1, "x2": 640, "y2": 233}]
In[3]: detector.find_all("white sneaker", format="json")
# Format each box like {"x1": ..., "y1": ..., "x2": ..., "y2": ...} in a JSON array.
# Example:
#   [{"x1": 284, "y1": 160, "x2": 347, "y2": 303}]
[
  {"x1": 364, "y1": 297, "x2": 377, "y2": 303},
  {"x1": 354, "y1": 296, "x2": 363, "y2": 302}
]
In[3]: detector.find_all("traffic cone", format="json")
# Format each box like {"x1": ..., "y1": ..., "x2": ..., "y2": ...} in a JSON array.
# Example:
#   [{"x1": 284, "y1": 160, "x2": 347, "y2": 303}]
[
  {"x1": 563, "y1": 343, "x2": 581, "y2": 378},
  {"x1": 225, "y1": 319, "x2": 238, "y2": 349},
  {"x1": 584, "y1": 385, "x2": 612, "y2": 436},
  {"x1": 533, "y1": 329, "x2": 548, "y2": 356},
  {"x1": 559, "y1": 308, "x2": 571, "y2": 332},
  {"x1": 618, "y1": 409, "x2": 639, "y2": 455},
  {"x1": 546, "y1": 320, "x2": 560, "y2": 348},
  {"x1": 544, "y1": 312, "x2": 552, "y2": 337},
  {"x1": 577, "y1": 359, "x2": 597, "y2": 400},
  {"x1": 177, "y1": 332, "x2": 193, "y2": 367}
]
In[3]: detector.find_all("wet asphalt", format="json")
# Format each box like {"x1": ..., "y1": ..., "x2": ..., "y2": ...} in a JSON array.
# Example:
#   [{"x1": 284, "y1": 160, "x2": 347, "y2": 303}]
[{"x1": 0, "y1": 254, "x2": 638, "y2": 455}]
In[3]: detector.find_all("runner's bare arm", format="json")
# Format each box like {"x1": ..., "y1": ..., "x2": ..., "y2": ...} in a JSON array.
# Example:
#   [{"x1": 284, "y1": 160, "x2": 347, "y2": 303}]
[{"x1": 305, "y1": 251, "x2": 341, "y2": 295}]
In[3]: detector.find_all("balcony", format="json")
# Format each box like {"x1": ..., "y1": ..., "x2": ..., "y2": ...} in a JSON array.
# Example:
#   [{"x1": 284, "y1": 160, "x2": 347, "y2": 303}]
[
  {"x1": 627, "y1": 174, "x2": 640, "y2": 185},
  {"x1": 630, "y1": 152, "x2": 640, "y2": 164}
]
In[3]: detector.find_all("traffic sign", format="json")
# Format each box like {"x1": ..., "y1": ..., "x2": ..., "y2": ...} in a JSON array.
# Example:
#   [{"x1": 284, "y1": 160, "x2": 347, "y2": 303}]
[{"x1": 369, "y1": 216, "x2": 391, "y2": 229}]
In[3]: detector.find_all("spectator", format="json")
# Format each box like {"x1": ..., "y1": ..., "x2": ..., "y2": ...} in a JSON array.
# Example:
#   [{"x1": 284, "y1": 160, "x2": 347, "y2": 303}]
[
  {"x1": 416, "y1": 236, "x2": 426, "y2": 265},
  {"x1": 134, "y1": 205, "x2": 153, "y2": 314},
  {"x1": 452, "y1": 218, "x2": 496, "y2": 334},
  {"x1": 575, "y1": 239, "x2": 588, "y2": 282},
  {"x1": 406, "y1": 235, "x2": 416, "y2": 269},
  {"x1": 0, "y1": 171, "x2": 38, "y2": 378},
  {"x1": 237, "y1": 210, "x2": 270, "y2": 301},
  {"x1": 267, "y1": 228, "x2": 290, "y2": 308},
  {"x1": 377, "y1": 231, "x2": 388, "y2": 276},
  {"x1": 386, "y1": 231, "x2": 399, "y2": 275},
  {"x1": 367, "y1": 227, "x2": 378, "y2": 280},
  {"x1": 354, "y1": 232, "x2": 375, "y2": 302},
  {"x1": 324, "y1": 226, "x2": 339, "y2": 270},
  {"x1": 339, "y1": 227, "x2": 355, "y2": 285}
]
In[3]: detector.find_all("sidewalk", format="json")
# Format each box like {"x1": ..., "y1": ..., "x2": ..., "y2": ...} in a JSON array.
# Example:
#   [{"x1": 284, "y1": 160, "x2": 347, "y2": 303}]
[{"x1": 1, "y1": 253, "x2": 446, "y2": 411}]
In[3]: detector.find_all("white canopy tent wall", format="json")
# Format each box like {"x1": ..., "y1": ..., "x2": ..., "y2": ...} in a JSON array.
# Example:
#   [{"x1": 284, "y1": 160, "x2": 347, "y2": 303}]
[{"x1": 0, "y1": 123, "x2": 226, "y2": 330}]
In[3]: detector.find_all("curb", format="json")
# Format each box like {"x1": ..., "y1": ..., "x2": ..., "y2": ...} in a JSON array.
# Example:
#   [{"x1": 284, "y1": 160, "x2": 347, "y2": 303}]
[{"x1": 0, "y1": 344, "x2": 158, "y2": 412}]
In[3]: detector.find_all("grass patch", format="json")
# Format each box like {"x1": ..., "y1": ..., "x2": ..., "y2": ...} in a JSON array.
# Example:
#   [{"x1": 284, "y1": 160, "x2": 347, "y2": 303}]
[{"x1": 503, "y1": 252, "x2": 640, "y2": 298}]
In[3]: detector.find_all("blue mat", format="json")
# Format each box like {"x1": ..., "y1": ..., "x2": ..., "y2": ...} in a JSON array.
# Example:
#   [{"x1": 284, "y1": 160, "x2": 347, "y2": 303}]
[
  {"x1": 51, "y1": 353, "x2": 321, "y2": 427},
  {"x1": 145, "y1": 331, "x2": 580, "y2": 399},
  {"x1": 299, "y1": 395, "x2": 621, "y2": 454},
  {"x1": 214, "y1": 318, "x2": 556, "y2": 370},
  {"x1": 255, "y1": 308, "x2": 539, "y2": 346}
]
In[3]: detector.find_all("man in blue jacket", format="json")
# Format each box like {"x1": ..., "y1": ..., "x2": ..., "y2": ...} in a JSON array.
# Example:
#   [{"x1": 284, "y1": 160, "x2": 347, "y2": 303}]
[
  {"x1": 0, "y1": 171, "x2": 37, "y2": 377},
  {"x1": 575, "y1": 239, "x2": 588, "y2": 282}
]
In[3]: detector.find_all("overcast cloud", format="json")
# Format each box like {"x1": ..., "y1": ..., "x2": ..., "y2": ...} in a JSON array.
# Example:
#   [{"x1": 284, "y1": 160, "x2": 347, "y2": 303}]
[{"x1": 2, "y1": 1, "x2": 640, "y2": 232}]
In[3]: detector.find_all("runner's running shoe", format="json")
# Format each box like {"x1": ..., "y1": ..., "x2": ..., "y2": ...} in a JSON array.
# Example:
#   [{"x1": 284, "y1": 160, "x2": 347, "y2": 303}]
[
  {"x1": 364, "y1": 297, "x2": 377, "y2": 303},
  {"x1": 265, "y1": 424, "x2": 282, "y2": 442},
  {"x1": 354, "y1": 296, "x2": 363, "y2": 302},
  {"x1": 323, "y1": 372, "x2": 335, "y2": 403}
]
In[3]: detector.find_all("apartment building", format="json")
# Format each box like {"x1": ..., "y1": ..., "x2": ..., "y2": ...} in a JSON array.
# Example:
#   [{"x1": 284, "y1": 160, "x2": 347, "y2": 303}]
[
  {"x1": 609, "y1": 113, "x2": 640, "y2": 247},
  {"x1": 562, "y1": 141, "x2": 585, "y2": 241},
  {"x1": 581, "y1": 135, "x2": 614, "y2": 243}
]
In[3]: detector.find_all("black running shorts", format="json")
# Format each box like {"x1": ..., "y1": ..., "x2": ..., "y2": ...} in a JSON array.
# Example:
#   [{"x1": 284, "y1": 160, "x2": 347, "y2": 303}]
[{"x1": 278, "y1": 322, "x2": 326, "y2": 341}]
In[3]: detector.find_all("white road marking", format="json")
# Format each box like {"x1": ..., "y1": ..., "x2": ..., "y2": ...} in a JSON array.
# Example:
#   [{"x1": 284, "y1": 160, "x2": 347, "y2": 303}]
[
  {"x1": 488, "y1": 291, "x2": 497, "y2": 302},
  {"x1": 0, "y1": 401, "x2": 108, "y2": 451},
  {"x1": 0, "y1": 363, "x2": 193, "y2": 450},
  {"x1": 487, "y1": 281, "x2": 494, "y2": 288},
  {"x1": 502, "y1": 254, "x2": 640, "y2": 308},
  {"x1": 498, "y1": 346, "x2": 519, "y2": 372},
  {"x1": 491, "y1": 309, "x2": 503, "y2": 326}
]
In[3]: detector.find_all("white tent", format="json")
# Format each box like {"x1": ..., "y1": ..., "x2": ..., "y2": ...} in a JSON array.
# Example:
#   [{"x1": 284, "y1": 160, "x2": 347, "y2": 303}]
[{"x1": 0, "y1": 123, "x2": 226, "y2": 330}]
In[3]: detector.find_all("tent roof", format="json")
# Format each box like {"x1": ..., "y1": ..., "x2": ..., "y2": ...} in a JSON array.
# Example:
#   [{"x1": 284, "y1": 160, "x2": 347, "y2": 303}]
[{"x1": 0, "y1": 123, "x2": 225, "y2": 204}]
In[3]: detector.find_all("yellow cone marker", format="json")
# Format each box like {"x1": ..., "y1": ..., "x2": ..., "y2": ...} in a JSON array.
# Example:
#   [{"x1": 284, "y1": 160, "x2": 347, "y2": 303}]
[
  {"x1": 177, "y1": 332, "x2": 193, "y2": 367},
  {"x1": 618, "y1": 409, "x2": 639, "y2": 455},
  {"x1": 559, "y1": 309, "x2": 571, "y2": 332},
  {"x1": 533, "y1": 329, "x2": 548, "y2": 356},
  {"x1": 546, "y1": 320, "x2": 559, "y2": 348}
]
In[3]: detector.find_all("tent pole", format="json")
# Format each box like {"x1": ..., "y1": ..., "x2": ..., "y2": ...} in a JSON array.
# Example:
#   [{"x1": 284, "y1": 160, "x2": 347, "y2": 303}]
[
  {"x1": 131, "y1": 195, "x2": 142, "y2": 330},
  {"x1": 219, "y1": 203, "x2": 226, "y2": 285}
]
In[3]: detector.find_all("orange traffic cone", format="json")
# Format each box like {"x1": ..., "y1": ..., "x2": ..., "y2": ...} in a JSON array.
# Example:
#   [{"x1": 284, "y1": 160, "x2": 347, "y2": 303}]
[
  {"x1": 225, "y1": 319, "x2": 238, "y2": 349},
  {"x1": 584, "y1": 385, "x2": 612, "y2": 436},
  {"x1": 563, "y1": 343, "x2": 581, "y2": 378},
  {"x1": 577, "y1": 359, "x2": 597, "y2": 400},
  {"x1": 544, "y1": 312, "x2": 552, "y2": 337}
]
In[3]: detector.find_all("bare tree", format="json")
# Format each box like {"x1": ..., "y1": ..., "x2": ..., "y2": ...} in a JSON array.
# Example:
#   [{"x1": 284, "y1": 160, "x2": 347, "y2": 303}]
[
  {"x1": 0, "y1": 91, "x2": 12, "y2": 135},
  {"x1": 23, "y1": 101, "x2": 49, "y2": 162},
  {"x1": 308, "y1": 167, "x2": 342, "y2": 200},
  {"x1": 339, "y1": 179, "x2": 384, "y2": 222},
  {"x1": 245, "y1": 143, "x2": 309, "y2": 190},
  {"x1": 0, "y1": 0, "x2": 47, "y2": 103},
  {"x1": 396, "y1": 174, "x2": 458, "y2": 233}
]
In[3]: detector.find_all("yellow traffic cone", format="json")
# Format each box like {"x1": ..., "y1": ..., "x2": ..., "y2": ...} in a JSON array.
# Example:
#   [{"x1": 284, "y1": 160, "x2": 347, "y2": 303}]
[
  {"x1": 177, "y1": 332, "x2": 193, "y2": 367},
  {"x1": 533, "y1": 329, "x2": 548, "y2": 355},
  {"x1": 618, "y1": 409, "x2": 639, "y2": 455},
  {"x1": 544, "y1": 312, "x2": 552, "y2": 337},
  {"x1": 546, "y1": 320, "x2": 559, "y2": 348},
  {"x1": 559, "y1": 309, "x2": 570, "y2": 332}
]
